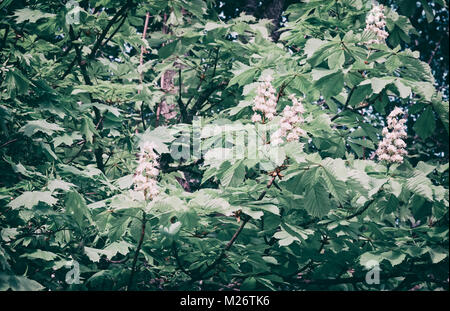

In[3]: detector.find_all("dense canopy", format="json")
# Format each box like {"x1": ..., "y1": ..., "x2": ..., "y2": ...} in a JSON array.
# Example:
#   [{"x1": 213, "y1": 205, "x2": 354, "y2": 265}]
[{"x1": 0, "y1": 0, "x2": 448, "y2": 291}]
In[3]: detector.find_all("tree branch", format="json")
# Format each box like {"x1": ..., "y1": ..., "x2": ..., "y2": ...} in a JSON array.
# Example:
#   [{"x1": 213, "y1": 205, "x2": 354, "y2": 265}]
[
  {"x1": 177, "y1": 67, "x2": 189, "y2": 123},
  {"x1": 68, "y1": 25, "x2": 91, "y2": 85},
  {"x1": 102, "y1": 13, "x2": 128, "y2": 48},
  {"x1": 189, "y1": 174, "x2": 278, "y2": 281},
  {"x1": 127, "y1": 211, "x2": 146, "y2": 290},
  {"x1": 330, "y1": 86, "x2": 356, "y2": 121},
  {"x1": 61, "y1": 57, "x2": 77, "y2": 80},
  {"x1": 88, "y1": 0, "x2": 132, "y2": 60}
]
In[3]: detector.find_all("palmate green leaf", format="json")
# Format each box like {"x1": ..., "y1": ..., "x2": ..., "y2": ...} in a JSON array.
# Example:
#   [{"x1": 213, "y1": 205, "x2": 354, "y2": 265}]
[
  {"x1": 320, "y1": 166, "x2": 348, "y2": 205},
  {"x1": 262, "y1": 256, "x2": 278, "y2": 265},
  {"x1": 3, "y1": 158, "x2": 45, "y2": 178},
  {"x1": 139, "y1": 126, "x2": 176, "y2": 154},
  {"x1": 413, "y1": 106, "x2": 436, "y2": 139},
  {"x1": 53, "y1": 132, "x2": 83, "y2": 147},
  {"x1": 348, "y1": 84, "x2": 372, "y2": 107},
  {"x1": 405, "y1": 171, "x2": 434, "y2": 202},
  {"x1": 281, "y1": 222, "x2": 314, "y2": 242},
  {"x1": 247, "y1": 201, "x2": 280, "y2": 216},
  {"x1": 381, "y1": 251, "x2": 407, "y2": 266},
  {"x1": 220, "y1": 160, "x2": 246, "y2": 187},
  {"x1": 394, "y1": 79, "x2": 412, "y2": 98},
  {"x1": 0, "y1": 273, "x2": 44, "y2": 291},
  {"x1": 81, "y1": 103, "x2": 122, "y2": 118},
  {"x1": 360, "y1": 250, "x2": 406, "y2": 268},
  {"x1": 84, "y1": 241, "x2": 132, "y2": 263},
  {"x1": 4, "y1": 69, "x2": 31, "y2": 96},
  {"x1": 187, "y1": 189, "x2": 236, "y2": 216},
  {"x1": 8, "y1": 191, "x2": 58, "y2": 209},
  {"x1": 306, "y1": 42, "x2": 337, "y2": 67},
  {"x1": 13, "y1": 8, "x2": 56, "y2": 23},
  {"x1": 397, "y1": 52, "x2": 435, "y2": 84},
  {"x1": 228, "y1": 63, "x2": 259, "y2": 87},
  {"x1": 406, "y1": 81, "x2": 436, "y2": 101},
  {"x1": 303, "y1": 183, "x2": 331, "y2": 218},
  {"x1": 312, "y1": 69, "x2": 344, "y2": 99},
  {"x1": 0, "y1": 245, "x2": 11, "y2": 271},
  {"x1": 273, "y1": 228, "x2": 300, "y2": 246},
  {"x1": 58, "y1": 164, "x2": 103, "y2": 179},
  {"x1": 80, "y1": 117, "x2": 97, "y2": 144},
  {"x1": 1, "y1": 228, "x2": 18, "y2": 243},
  {"x1": 65, "y1": 191, "x2": 93, "y2": 228},
  {"x1": 203, "y1": 148, "x2": 234, "y2": 168},
  {"x1": 327, "y1": 50, "x2": 345, "y2": 70},
  {"x1": 427, "y1": 247, "x2": 448, "y2": 264},
  {"x1": 19, "y1": 120, "x2": 64, "y2": 137},
  {"x1": 20, "y1": 250, "x2": 59, "y2": 261},
  {"x1": 415, "y1": 161, "x2": 436, "y2": 176},
  {"x1": 432, "y1": 98, "x2": 449, "y2": 135},
  {"x1": 304, "y1": 38, "x2": 328, "y2": 58},
  {"x1": 115, "y1": 174, "x2": 134, "y2": 190},
  {"x1": 378, "y1": 194, "x2": 399, "y2": 214},
  {"x1": 240, "y1": 207, "x2": 263, "y2": 220},
  {"x1": 360, "y1": 77, "x2": 395, "y2": 94},
  {"x1": 347, "y1": 137, "x2": 375, "y2": 149},
  {"x1": 47, "y1": 179, "x2": 76, "y2": 193},
  {"x1": 347, "y1": 169, "x2": 371, "y2": 197},
  {"x1": 386, "y1": 9, "x2": 417, "y2": 45}
]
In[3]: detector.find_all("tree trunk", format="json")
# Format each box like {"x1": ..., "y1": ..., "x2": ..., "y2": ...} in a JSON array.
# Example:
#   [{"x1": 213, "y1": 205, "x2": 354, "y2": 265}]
[
  {"x1": 263, "y1": 0, "x2": 285, "y2": 41},
  {"x1": 243, "y1": 0, "x2": 286, "y2": 42}
]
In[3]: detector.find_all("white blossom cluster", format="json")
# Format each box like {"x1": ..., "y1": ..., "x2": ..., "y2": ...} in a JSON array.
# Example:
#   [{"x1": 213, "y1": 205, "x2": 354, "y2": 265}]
[
  {"x1": 251, "y1": 75, "x2": 277, "y2": 123},
  {"x1": 364, "y1": 4, "x2": 389, "y2": 44},
  {"x1": 270, "y1": 94, "x2": 307, "y2": 146},
  {"x1": 133, "y1": 141, "x2": 160, "y2": 200},
  {"x1": 376, "y1": 107, "x2": 408, "y2": 163}
]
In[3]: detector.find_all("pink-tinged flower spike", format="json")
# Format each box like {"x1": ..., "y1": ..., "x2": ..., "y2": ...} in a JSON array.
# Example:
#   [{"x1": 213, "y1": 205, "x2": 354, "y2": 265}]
[
  {"x1": 364, "y1": 4, "x2": 389, "y2": 45},
  {"x1": 133, "y1": 141, "x2": 160, "y2": 200},
  {"x1": 251, "y1": 75, "x2": 277, "y2": 123},
  {"x1": 376, "y1": 107, "x2": 408, "y2": 163},
  {"x1": 270, "y1": 94, "x2": 307, "y2": 146}
]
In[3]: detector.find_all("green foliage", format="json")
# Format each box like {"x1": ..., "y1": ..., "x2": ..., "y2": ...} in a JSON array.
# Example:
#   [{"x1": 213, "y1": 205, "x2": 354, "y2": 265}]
[{"x1": 0, "y1": 0, "x2": 448, "y2": 291}]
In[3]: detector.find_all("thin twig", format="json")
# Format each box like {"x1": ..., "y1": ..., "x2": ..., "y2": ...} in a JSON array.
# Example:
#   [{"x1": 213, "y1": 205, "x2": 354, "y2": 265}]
[
  {"x1": 428, "y1": 32, "x2": 445, "y2": 65},
  {"x1": 139, "y1": 12, "x2": 151, "y2": 86},
  {"x1": 0, "y1": 138, "x2": 17, "y2": 149}
]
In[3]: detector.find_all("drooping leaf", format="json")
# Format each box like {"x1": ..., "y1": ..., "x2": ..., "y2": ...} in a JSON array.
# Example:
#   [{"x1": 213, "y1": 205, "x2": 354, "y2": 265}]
[{"x1": 8, "y1": 191, "x2": 58, "y2": 209}]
